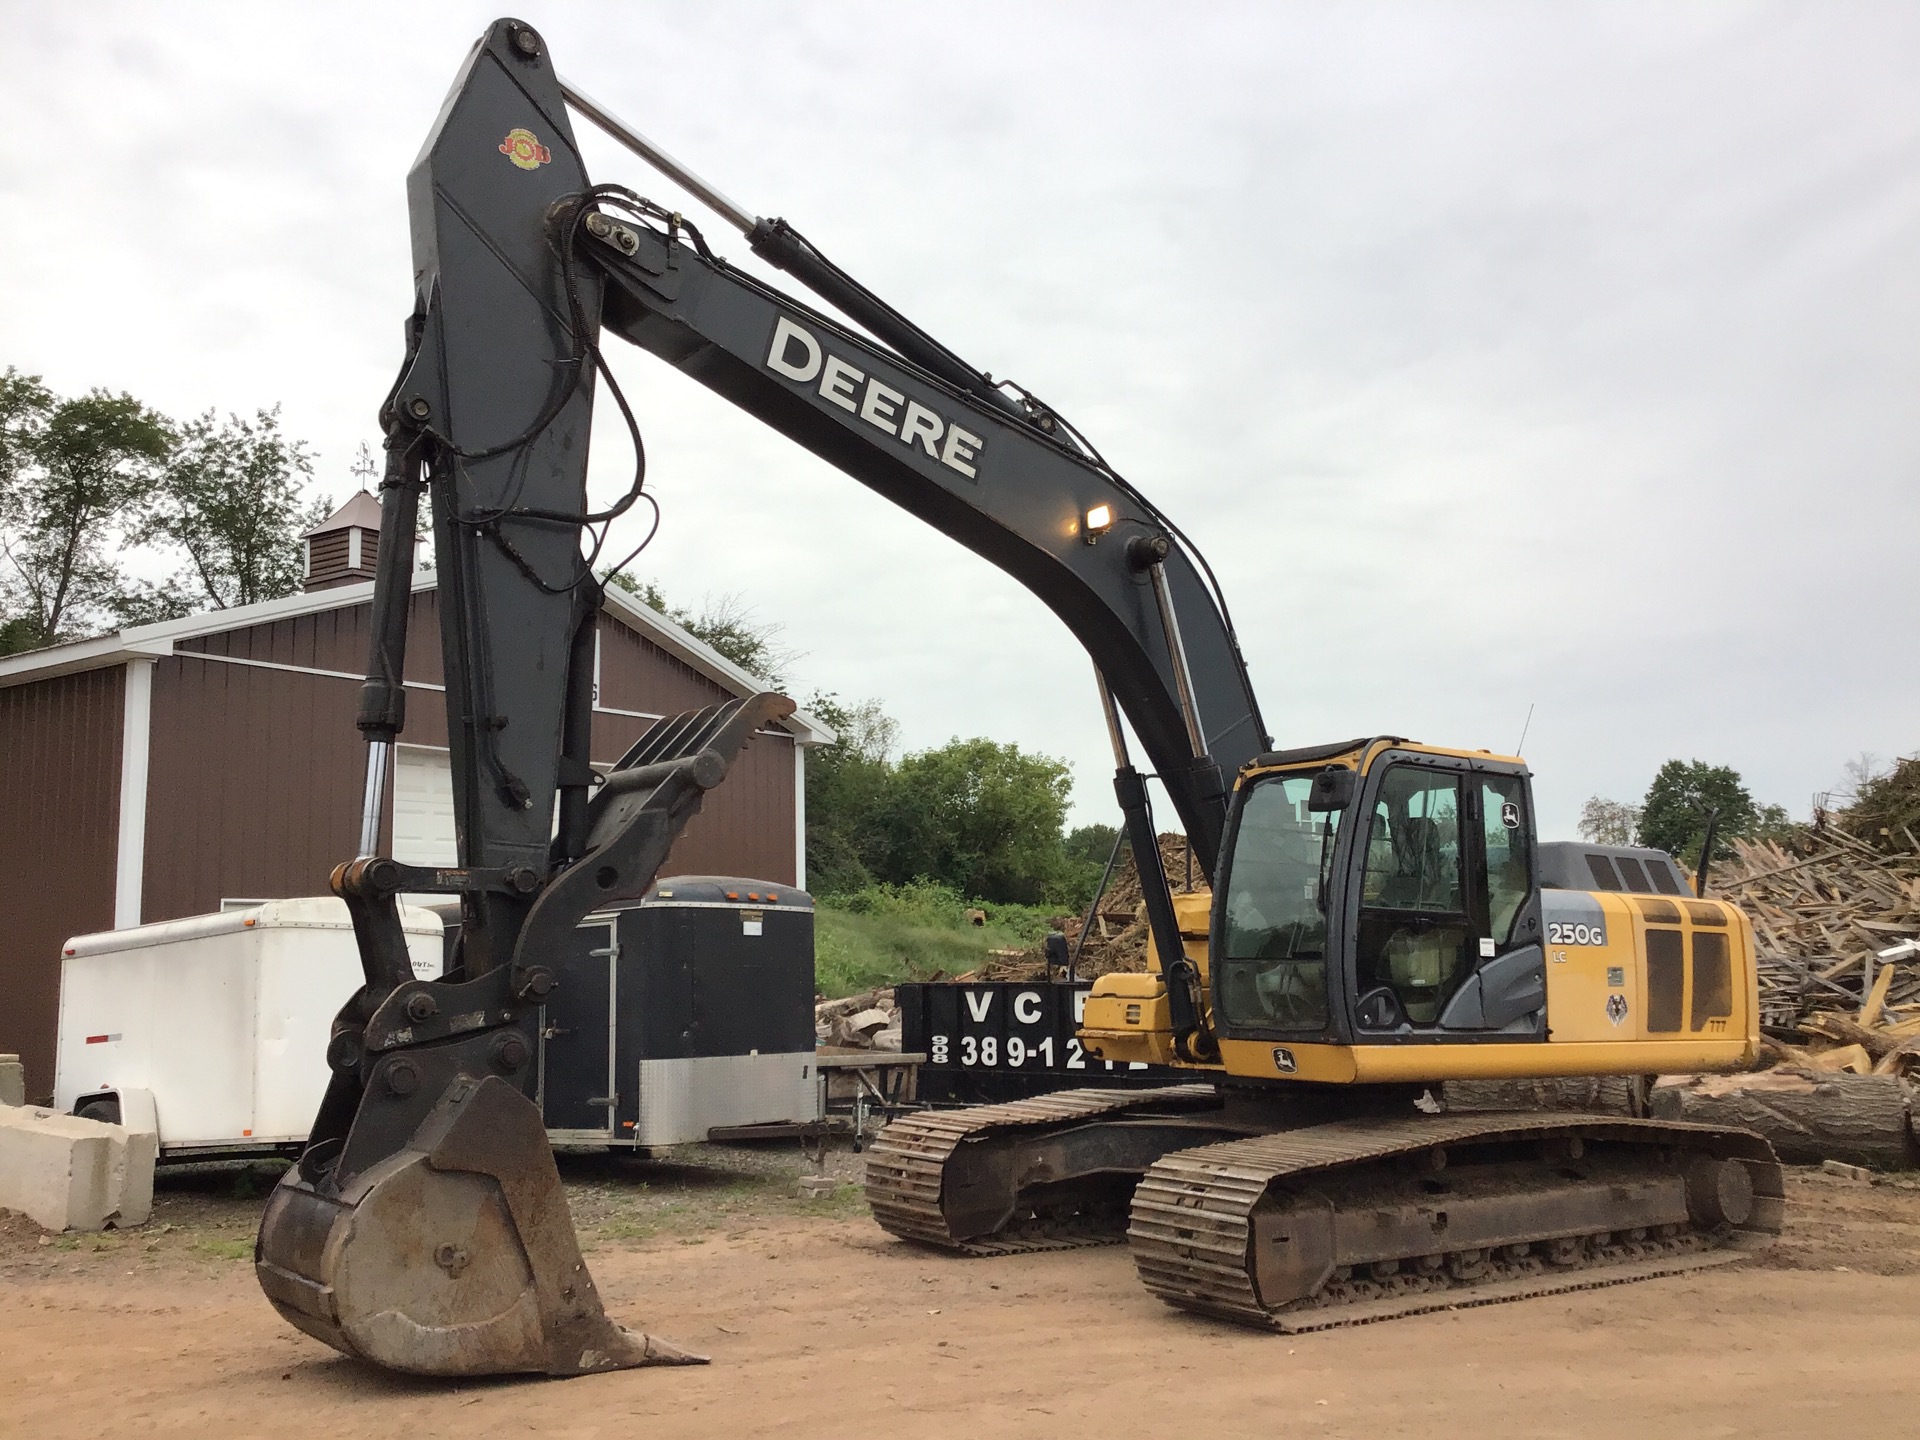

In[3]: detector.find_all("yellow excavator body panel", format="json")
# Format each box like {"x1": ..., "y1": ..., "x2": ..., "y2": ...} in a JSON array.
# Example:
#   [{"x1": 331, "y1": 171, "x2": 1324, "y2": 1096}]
[
  {"x1": 1083, "y1": 886, "x2": 1759, "y2": 1079},
  {"x1": 1237, "y1": 738, "x2": 1524, "y2": 784},
  {"x1": 1080, "y1": 738, "x2": 1760, "y2": 1084},
  {"x1": 1081, "y1": 891, "x2": 1213, "y2": 1067}
]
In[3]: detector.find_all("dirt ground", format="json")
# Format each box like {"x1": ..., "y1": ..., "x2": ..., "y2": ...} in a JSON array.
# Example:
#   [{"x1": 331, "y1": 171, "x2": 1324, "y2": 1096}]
[{"x1": 3, "y1": 1146, "x2": 1918, "y2": 1439}]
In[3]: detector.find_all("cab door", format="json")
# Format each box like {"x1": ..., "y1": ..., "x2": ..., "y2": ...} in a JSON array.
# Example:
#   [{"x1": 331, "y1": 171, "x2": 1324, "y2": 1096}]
[{"x1": 1346, "y1": 758, "x2": 1545, "y2": 1038}]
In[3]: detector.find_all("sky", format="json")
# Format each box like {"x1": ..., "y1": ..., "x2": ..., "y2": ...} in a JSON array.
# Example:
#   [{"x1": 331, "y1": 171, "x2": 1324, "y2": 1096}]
[{"x1": 4, "y1": 2, "x2": 1916, "y2": 839}]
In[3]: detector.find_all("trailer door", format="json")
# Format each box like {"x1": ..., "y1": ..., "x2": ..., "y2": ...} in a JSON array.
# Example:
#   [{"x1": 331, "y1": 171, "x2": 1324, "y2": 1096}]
[{"x1": 539, "y1": 918, "x2": 618, "y2": 1137}]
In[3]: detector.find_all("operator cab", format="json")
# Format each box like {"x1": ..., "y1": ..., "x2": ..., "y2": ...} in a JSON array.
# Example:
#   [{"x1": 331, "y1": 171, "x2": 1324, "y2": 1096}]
[{"x1": 1212, "y1": 738, "x2": 1547, "y2": 1047}]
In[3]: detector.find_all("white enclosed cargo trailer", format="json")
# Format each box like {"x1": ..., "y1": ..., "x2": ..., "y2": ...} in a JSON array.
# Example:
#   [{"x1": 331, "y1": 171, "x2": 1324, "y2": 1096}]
[{"x1": 54, "y1": 899, "x2": 443, "y2": 1159}]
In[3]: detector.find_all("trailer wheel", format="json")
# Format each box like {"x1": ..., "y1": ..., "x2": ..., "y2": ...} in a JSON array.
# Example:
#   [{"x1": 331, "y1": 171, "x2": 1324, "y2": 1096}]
[{"x1": 77, "y1": 1097, "x2": 121, "y2": 1126}]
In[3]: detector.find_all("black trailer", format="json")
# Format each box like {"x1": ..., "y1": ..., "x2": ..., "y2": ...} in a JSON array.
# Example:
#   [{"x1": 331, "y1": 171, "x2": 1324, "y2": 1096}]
[
  {"x1": 443, "y1": 877, "x2": 819, "y2": 1149},
  {"x1": 898, "y1": 979, "x2": 1180, "y2": 1104}
]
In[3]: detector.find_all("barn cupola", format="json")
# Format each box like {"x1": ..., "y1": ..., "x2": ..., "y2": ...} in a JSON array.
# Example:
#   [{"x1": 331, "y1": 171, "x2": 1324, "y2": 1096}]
[{"x1": 301, "y1": 491, "x2": 383, "y2": 592}]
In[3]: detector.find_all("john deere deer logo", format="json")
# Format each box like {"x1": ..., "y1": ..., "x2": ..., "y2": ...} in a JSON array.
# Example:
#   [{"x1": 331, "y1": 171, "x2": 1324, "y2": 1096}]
[{"x1": 498, "y1": 128, "x2": 552, "y2": 171}]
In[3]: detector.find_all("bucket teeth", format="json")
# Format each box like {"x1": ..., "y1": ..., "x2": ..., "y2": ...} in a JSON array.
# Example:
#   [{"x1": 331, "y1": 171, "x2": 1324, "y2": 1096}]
[{"x1": 257, "y1": 1075, "x2": 705, "y2": 1376}]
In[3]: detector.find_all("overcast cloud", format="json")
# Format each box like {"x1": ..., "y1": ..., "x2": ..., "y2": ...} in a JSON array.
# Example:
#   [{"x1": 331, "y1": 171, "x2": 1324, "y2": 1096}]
[{"x1": 4, "y1": 2, "x2": 1916, "y2": 839}]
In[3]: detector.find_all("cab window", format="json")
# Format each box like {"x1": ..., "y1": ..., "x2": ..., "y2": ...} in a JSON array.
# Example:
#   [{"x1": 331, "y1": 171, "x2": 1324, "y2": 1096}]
[
  {"x1": 1356, "y1": 767, "x2": 1469, "y2": 1025},
  {"x1": 1481, "y1": 774, "x2": 1531, "y2": 944},
  {"x1": 1361, "y1": 768, "x2": 1464, "y2": 912},
  {"x1": 1216, "y1": 773, "x2": 1336, "y2": 1032}
]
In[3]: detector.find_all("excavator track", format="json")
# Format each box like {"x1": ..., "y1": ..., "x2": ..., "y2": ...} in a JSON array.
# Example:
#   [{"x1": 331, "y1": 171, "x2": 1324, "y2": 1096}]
[
  {"x1": 866, "y1": 1086, "x2": 1223, "y2": 1253},
  {"x1": 1128, "y1": 1112, "x2": 1783, "y2": 1332}
]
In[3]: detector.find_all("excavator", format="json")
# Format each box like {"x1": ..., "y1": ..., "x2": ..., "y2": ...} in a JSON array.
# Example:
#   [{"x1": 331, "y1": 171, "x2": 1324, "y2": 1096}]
[{"x1": 254, "y1": 18, "x2": 1782, "y2": 1376}]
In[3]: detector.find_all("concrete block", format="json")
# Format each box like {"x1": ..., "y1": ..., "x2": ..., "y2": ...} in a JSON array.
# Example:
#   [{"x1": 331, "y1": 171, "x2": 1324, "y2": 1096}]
[
  {"x1": 115, "y1": 1089, "x2": 159, "y2": 1228},
  {"x1": 0, "y1": 1105, "x2": 155, "y2": 1231},
  {"x1": 0, "y1": 1053, "x2": 23, "y2": 1106}
]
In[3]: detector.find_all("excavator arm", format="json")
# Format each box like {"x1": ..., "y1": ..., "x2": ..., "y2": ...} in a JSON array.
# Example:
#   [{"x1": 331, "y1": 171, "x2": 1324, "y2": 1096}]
[
  {"x1": 580, "y1": 210, "x2": 1271, "y2": 861},
  {"x1": 257, "y1": 16, "x2": 1266, "y2": 1377}
]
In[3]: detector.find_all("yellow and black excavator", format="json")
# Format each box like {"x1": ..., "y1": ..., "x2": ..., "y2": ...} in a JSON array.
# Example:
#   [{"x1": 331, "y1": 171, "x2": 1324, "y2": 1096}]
[
  {"x1": 253, "y1": 18, "x2": 1780, "y2": 1377},
  {"x1": 867, "y1": 749, "x2": 1779, "y2": 1329}
]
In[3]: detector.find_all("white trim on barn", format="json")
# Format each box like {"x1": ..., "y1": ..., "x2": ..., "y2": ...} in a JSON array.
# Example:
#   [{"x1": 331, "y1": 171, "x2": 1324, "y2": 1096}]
[
  {"x1": 114, "y1": 658, "x2": 154, "y2": 929},
  {"x1": 794, "y1": 745, "x2": 807, "y2": 891}
]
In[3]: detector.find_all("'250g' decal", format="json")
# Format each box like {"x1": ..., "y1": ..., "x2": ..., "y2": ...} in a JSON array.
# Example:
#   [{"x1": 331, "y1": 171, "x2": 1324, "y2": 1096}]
[{"x1": 1548, "y1": 921, "x2": 1606, "y2": 946}]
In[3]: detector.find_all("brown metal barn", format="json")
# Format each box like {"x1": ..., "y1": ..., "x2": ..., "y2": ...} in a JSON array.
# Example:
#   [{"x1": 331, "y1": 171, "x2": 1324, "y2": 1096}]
[{"x1": 0, "y1": 502, "x2": 827, "y2": 1101}]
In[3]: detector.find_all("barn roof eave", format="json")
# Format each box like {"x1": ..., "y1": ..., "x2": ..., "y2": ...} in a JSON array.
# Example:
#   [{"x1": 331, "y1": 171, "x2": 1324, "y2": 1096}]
[
  {"x1": 0, "y1": 580, "x2": 382, "y2": 688},
  {"x1": 0, "y1": 576, "x2": 835, "y2": 745}
]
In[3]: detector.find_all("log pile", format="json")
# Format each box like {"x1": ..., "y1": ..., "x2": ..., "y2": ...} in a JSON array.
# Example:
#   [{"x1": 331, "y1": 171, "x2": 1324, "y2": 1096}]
[{"x1": 973, "y1": 834, "x2": 1205, "y2": 983}]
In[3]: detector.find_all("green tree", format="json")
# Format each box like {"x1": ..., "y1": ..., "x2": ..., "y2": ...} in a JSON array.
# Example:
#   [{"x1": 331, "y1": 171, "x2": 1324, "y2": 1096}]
[
  {"x1": 148, "y1": 406, "x2": 324, "y2": 609},
  {"x1": 800, "y1": 696, "x2": 1091, "y2": 905},
  {"x1": 1752, "y1": 803, "x2": 1795, "y2": 844},
  {"x1": 801, "y1": 691, "x2": 899, "y2": 894},
  {"x1": 1838, "y1": 754, "x2": 1920, "y2": 853},
  {"x1": 0, "y1": 369, "x2": 173, "y2": 650},
  {"x1": 874, "y1": 737, "x2": 1077, "y2": 905},
  {"x1": 1055, "y1": 822, "x2": 1123, "y2": 909},
  {"x1": 1637, "y1": 760, "x2": 1759, "y2": 863},
  {"x1": 1063, "y1": 822, "x2": 1120, "y2": 867}
]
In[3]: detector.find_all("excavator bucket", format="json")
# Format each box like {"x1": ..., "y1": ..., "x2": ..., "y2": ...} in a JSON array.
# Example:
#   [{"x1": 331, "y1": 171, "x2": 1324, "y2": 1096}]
[
  {"x1": 257, "y1": 694, "x2": 794, "y2": 1376},
  {"x1": 256, "y1": 1076, "x2": 701, "y2": 1376}
]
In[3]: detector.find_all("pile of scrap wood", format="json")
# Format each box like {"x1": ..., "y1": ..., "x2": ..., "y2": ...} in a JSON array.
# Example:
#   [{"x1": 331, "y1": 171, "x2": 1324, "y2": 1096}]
[
  {"x1": 1651, "y1": 827, "x2": 1920, "y2": 1168},
  {"x1": 814, "y1": 989, "x2": 901, "y2": 1051},
  {"x1": 973, "y1": 833, "x2": 1205, "y2": 983},
  {"x1": 1715, "y1": 828, "x2": 1920, "y2": 1030}
]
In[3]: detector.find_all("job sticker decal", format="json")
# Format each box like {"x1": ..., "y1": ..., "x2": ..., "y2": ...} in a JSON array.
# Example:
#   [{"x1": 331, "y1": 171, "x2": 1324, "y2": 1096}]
[{"x1": 499, "y1": 128, "x2": 552, "y2": 170}]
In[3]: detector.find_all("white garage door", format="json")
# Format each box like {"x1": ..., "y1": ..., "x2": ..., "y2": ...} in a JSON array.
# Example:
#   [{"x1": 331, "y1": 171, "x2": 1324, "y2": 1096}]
[{"x1": 393, "y1": 746, "x2": 458, "y2": 867}]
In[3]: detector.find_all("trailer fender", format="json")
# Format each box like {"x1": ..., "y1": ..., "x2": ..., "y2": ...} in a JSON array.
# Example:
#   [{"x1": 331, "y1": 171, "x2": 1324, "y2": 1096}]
[{"x1": 71, "y1": 1087, "x2": 159, "y2": 1143}]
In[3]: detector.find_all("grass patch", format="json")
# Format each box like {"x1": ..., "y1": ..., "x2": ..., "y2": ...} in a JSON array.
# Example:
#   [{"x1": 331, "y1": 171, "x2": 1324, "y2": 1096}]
[
  {"x1": 813, "y1": 882, "x2": 1054, "y2": 996},
  {"x1": 794, "y1": 1183, "x2": 868, "y2": 1219},
  {"x1": 192, "y1": 1237, "x2": 253, "y2": 1261}
]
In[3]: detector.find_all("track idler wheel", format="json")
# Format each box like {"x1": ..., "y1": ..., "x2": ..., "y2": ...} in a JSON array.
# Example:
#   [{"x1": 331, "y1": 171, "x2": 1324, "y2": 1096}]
[{"x1": 256, "y1": 1075, "x2": 704, "y2": 1376}]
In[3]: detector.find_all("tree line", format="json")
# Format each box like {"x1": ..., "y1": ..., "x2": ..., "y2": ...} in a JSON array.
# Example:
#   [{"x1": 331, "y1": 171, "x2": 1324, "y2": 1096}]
[
  {"x1": 0, "y1": 367, "x2": 331, "y2": 655},
  {"x1": 1579, "y1": 759, "x2": 1792, "y2": 864}
]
